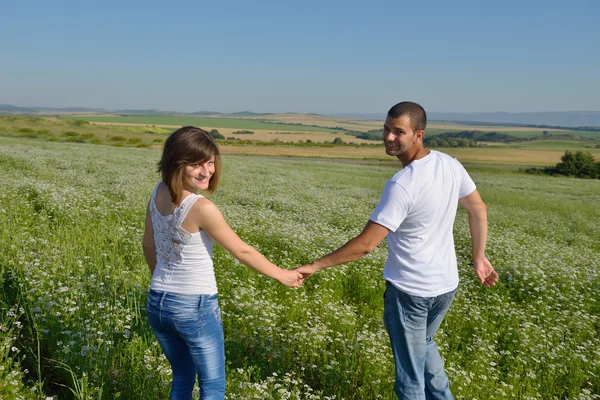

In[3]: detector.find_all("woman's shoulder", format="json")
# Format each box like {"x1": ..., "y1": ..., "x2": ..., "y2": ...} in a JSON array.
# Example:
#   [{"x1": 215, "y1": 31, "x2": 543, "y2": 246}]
[
  {"x1": 153, "y1": 182, "x2": 171, "y2": 204},
  {"x1": 187, "y1": 197, "x2": 222, "y2": 227},
  {"x1": 190, "y1": 197, "x2": 218, "y2": 214},
  {"x1": 154, "y1": 180, "x2": 168, "y2": 196}
]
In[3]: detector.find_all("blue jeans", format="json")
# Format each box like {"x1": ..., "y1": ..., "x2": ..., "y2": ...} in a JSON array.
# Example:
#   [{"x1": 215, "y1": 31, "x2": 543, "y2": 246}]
[
  {"x1": 383, "y1": 281, "x2": 455, "y2": 400},
  {"x1": 147, "y1": 290, "x2": 225, "y2": 400}
]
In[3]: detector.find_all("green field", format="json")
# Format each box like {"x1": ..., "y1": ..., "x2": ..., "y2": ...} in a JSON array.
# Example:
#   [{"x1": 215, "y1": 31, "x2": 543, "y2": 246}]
[
  {"x1": 59, "y1": 115, "x2": 340, "y2": 133},
  {"x1": 1, "y1": 137, "x2": 599, "y2": 399}
]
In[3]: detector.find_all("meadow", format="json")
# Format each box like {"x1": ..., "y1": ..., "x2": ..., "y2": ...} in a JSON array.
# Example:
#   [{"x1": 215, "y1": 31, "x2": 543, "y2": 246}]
[{"x1": 1, "y1": 137, "x2": 599, "y2": 399}]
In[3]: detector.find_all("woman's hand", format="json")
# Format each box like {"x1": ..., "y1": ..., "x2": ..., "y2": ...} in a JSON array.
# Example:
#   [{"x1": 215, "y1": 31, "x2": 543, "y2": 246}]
[{"x1": 277, "y1": 269, "x2": 304, "y2": 288}]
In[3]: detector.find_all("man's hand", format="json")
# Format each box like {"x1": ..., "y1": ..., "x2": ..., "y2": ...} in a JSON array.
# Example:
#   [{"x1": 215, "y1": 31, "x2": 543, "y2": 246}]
[
  {"x1": 296, "y1": 264, "x2": 319, "y2": 280},
  {"x1": 277, "y1": 269, "x2": 304, "y2": 288},
  {"x1": 474, "y1": 256, "x2": 498, "y2": 287}
]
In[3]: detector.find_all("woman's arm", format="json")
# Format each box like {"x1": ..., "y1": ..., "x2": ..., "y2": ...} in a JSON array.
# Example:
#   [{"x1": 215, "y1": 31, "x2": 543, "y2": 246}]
[
  {"x1": 192, "y1": 199, "x2": 302, "y2": 287},
  {"x1": 142, "y1": 204, "x2": 157, "y2": 275}
]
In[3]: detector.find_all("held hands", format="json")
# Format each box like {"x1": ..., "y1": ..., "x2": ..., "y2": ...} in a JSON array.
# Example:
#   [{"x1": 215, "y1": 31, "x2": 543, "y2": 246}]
[
  {"x1": 277, "y1": 269, "x2": 304, "y2": 288},
  {"x1": 474, "y1": 256, "x2": 499, "y2": 287},
  {"x1": 276, "y1": 263, "x2": 319, "y2": 288},
  {"x1": 295, "y1": 264, "x2": 318, "y2": 280}
]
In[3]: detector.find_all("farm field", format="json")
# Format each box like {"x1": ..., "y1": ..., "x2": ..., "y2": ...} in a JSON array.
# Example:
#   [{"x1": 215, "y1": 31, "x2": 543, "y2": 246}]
[
  {"x1": 59, "y1": 115, "x2": 340, "y2": 133},
  {"x1": 243, "y1": 113, "x2": 596, "y2": 134},
  {"x1": 216, "y1": 145, "x2": 600, "y2": 166},
  {"x1": 1, "y1": 137, "x2": 599, "y2": 399},
  {"x1": 59, "y1": 114, "x2": 600, "y2": 140}
]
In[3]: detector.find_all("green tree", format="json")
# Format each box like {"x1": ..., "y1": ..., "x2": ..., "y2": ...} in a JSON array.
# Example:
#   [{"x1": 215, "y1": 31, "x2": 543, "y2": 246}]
[
  {"x1": 333, "y1": 137, "x2": 344, "y2": 145},
  {"x1": 456, "y1": 138, "x2": 471, "y2": 147},
  {"x1": 208, "y1": 129, "x2": 224, "y2": 140},
  {"x1": 555, "y1": 150, "x2": 598, "y2": 178},
  {"x1": 428, "y1": 139, "x2": 440, "y2": 148}
]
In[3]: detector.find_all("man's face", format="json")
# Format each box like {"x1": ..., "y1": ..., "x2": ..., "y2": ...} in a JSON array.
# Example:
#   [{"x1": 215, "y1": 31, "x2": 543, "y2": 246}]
[{"x1": 382, "y1": 115, "x2": 423, "y2": 158}]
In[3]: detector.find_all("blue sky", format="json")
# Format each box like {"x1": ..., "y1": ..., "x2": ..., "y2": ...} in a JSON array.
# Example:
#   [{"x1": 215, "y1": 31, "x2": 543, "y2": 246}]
[{"x1": 1, "y1": 0, "x2": 598, "y2": 113}]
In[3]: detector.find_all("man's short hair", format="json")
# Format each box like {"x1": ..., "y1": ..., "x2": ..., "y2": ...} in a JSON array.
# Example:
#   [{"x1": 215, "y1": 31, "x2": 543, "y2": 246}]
[{"x1": 387, "y1": 101, "x2": 427, "y2": 132}]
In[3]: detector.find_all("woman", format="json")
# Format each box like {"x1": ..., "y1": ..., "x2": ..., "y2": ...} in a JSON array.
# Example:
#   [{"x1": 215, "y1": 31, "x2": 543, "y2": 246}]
[{"x1": 142, "y1": 126, "x2": 302, "y2": 399}]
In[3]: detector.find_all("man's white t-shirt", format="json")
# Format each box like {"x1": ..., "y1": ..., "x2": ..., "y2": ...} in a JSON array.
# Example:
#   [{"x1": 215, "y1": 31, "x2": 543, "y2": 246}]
[{"x1": 370, "y1": 150, "x2": 476, "y2": 297}]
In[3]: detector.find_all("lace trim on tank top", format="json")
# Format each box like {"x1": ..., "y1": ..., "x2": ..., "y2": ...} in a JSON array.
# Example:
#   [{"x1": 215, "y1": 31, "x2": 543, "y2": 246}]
[{"x1": 150, "y1": 183, "x2": 203, "y2": 282}]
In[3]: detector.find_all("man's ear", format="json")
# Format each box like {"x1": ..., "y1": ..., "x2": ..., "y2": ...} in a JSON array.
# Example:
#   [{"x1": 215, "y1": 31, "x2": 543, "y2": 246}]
[{"x1": 415, "y1": 129, "x2": 425, "y2": 141}]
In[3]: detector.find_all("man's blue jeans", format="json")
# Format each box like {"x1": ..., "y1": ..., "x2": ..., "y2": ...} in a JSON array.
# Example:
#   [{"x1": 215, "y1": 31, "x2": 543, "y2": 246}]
[
  {"x1": 383, "y1": 281, "x2": 455, "y2": 400},
  {"x1": 147, "y1": 290, "x2": 226, "y2": 400}
]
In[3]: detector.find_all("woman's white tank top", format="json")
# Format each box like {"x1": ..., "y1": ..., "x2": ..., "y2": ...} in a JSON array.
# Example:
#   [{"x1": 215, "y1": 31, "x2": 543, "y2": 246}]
[{"x1": 149, "y1": 182, "x2": 217, "y2": 294}]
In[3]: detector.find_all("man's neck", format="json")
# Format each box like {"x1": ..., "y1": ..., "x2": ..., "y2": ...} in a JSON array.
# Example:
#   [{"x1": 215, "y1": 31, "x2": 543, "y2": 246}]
[{"x1": 399, "y1": 147, "x2": 429, "y2": 167}]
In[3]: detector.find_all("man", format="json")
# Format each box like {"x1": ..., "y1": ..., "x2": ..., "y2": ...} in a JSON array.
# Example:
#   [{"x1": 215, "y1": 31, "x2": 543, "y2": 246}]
[{"x1": 296, "y1": 101, "x2": 498, "y2": 399}]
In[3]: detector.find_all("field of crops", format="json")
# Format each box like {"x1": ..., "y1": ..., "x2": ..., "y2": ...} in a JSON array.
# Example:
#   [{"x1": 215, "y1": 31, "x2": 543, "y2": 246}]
[
  {"x1": 1, "y1": 137, "x2": 599, "y2": 399},
  {"x1": 58, "y1": 114, "x2": 600, "y2": 140},
  {"x1": 59, "y1": 116, "x2": 338, "y2": 133}
]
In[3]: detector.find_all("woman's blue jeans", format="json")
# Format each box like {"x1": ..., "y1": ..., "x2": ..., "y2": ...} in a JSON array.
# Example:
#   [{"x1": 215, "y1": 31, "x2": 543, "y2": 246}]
[
  {"x1": 147, "y1": 290, "x2": 226, "y2": 400},
  {"x1": 383, "y1": 281, "x2": 455, "y2": 400}
]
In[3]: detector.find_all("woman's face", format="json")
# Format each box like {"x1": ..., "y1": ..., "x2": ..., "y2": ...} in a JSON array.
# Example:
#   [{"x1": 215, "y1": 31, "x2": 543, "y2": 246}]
[{"x1": 182, "y1": 157, "x2": 215, "y2": 192}]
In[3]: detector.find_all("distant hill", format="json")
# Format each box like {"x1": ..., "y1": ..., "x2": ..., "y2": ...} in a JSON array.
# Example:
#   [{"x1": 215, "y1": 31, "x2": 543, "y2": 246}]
[
  {"x1": 0, "y1": 104, "x2": 110, "y2": 113},
  {"x1": 190, "y1": 111, "x2": 222, "y2": 116},
  {"x1": 1, "y1": 104, "x2": 599, "y2": 128},
  {"x1": 226, "y1": 111, "x2": 273, "y2": 116},
  {"x1": 429, "y1": 111, "x2": 600, "y2": 128}
]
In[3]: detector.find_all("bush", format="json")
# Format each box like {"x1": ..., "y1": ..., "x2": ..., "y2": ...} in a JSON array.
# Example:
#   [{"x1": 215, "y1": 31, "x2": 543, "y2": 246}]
[
  {"x1": 109, "y1": 136, "x2": 126, "y2": 142},
  {"x1": 356, "y1": 131, "x2": 382, "y2": 141},
  {"x1": 209, "y1": 129, "x2": 224, "y2": 140},
  {"x1": 66, "y1": 137, "x2": 85, "y2": 143},
  {"x1": 63, "y1": 131, "x2": 79, "y2": 137},
  {"x1": 555, "y1": 150, "x2": 599, "y2": 179},
  {"x1": 70, "y1": 119, "x2": 90, "y2": 126}
]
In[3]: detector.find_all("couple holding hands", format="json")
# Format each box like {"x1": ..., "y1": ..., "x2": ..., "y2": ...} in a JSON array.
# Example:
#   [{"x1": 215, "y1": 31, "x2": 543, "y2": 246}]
[{"x1": 142, "y1": 101, "x2": 498, "y2": 400}]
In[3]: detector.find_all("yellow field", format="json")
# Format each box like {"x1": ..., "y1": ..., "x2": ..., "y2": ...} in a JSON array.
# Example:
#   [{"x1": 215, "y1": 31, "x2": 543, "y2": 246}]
[
  {"x1": 241, "y1": 114, "x2": 566, "y2": 133},
  {"x1": 90, "y1": 122, "x2": 375, "y2": 144},
  {"x1": 208, "y1": 128, "x2": 374, "y2": 143},
  {"x1": 239, "y1": 113, "x2": 380, "y2": 130},
  {"x1": 218, "y1": 145, "x2": 600, "y2": 166}
]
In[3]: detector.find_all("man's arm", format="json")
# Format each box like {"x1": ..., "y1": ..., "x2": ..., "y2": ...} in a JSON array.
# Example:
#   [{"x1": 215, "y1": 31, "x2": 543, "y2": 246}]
[
  {"x1": 458, "y1": 190, "x2": 498, "y2": 287},
  {"x1": 296, "y1": 221, "x2": 390, "y2": 278}
]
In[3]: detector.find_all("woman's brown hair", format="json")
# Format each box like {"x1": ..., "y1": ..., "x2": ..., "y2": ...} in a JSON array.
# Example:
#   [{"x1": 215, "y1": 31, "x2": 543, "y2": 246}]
[{"x1": 157, "y1": 126, "x2": 221, "y2": 203}]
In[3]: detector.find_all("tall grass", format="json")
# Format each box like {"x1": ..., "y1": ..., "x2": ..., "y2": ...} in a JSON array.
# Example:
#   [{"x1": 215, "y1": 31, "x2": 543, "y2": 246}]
[{"x1": 0, "y1": 137, "x2": 599, "y2": 399}]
